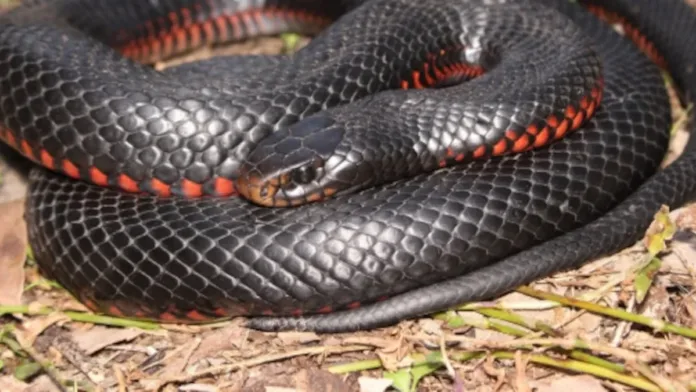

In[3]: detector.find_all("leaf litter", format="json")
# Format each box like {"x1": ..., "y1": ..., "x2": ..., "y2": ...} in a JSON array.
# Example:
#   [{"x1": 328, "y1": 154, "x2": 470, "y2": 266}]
[{"x1": 0, "y1": 1, "x2": 695, "y2": 391}]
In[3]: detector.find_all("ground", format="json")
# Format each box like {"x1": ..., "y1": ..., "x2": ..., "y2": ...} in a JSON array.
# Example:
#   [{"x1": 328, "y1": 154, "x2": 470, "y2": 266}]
[{"x1": 0, "y1": 1, "x2": 695, "y2": 391}]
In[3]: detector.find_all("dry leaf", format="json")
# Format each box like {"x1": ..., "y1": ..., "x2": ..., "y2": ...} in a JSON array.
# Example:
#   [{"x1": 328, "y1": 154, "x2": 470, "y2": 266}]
[
  {"x1": 358, "y1": 377, "x2": 393, "y2": 392},
  {"x1": 661, "y1": 231, "x2": 696, "y2": 274},
  {"x1": 532, "y1": 375, "x2": 608, "y2": 392},
  {"x1": 0, "y1": 199, "x2": 27, "y2": 306},
  {"x1": 564, "y1": 312, "x2": 602, "y2": 336},
  {"x1": 683, "y1": 295, "x2": 696, "y2": 327},
  {"x1": 417, "y1": 319, "x2": 444, "y2": 335},
  {"x1": 15, "y1": 313, "x2": 68, "y2": 347},
  {"x1": 179, "y1": 384, "x2": 219, "y2": 392},
  {"x1": 514, "y1": 351, "x2": 531, "y2": 392},
  {"x1": 0, "y1": 162, "x2": 29, "y2": 204},
  {"x1": 294, "y1": 369, "x2": 351, "y2": 392},
  {"x1": 155, "y1": 338, "x2": 202, "y2": 378},
  {"x1": 674, "y1": 203, "x2": 696, "y2": 231},
  {"x1": 0, "y1": 375, "x2": 29, "y2": 392},
  {"x1": 275, "y1": 331, "x2": 321, "y2": 346},
  {"x1": 25, "y1": 375, "x2": 65, "y2": 392},
  {"x1": 342, "y1": 336, "x2": 396, "y2": 349},
  {"x1": 678, "y1": 356, "x2": 694, "y2": 372},
  {"x1": 639, "y1": 282, "x2": 671, "y2": 320},
  {"x1": 473, "y1": 326, "x2": 513, "y2": 342},
  {"x1": 70, "y1": 326, "x2": 142, "y2": 355},
  {"x1": 189, "y1": 324, "x2": 249, "y2": 363}
]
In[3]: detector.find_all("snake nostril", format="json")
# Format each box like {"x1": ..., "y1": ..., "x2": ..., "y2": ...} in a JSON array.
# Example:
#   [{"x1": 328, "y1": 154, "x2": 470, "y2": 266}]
[{"x1": 260, "y1": 184, "x2": 270, "y2": 198}]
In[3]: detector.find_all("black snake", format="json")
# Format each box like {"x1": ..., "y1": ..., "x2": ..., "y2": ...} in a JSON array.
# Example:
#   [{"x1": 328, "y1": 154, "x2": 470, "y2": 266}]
[{"x1": 0, "y1": 0, "x2": 694, "y2": 332}]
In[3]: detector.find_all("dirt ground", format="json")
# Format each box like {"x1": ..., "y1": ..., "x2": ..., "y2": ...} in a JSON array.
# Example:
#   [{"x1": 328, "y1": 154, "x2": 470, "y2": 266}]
[{"x1": 1, "y1": 1, "x2": 696, "y2": 391}]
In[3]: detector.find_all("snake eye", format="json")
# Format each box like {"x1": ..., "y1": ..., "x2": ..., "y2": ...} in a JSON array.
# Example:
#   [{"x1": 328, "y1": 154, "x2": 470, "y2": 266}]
[{"x1": 291, "y1": 165, "x2": 317, "y2": 185}]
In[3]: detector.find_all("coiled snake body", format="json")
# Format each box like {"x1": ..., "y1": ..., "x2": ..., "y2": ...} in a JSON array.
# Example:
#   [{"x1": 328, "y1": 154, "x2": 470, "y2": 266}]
[{"x1": 1, "y1": 0, "x2": 695, "y2": 332}]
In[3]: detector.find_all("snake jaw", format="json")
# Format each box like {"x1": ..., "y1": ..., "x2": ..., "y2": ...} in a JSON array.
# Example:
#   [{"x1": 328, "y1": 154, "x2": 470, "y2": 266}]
[
  {"x1": 235, "y1": 170, "x2": 283, "y2": 207},
  {"x1": 237, "y1": 156, "x2": 336, "y2": 207}
]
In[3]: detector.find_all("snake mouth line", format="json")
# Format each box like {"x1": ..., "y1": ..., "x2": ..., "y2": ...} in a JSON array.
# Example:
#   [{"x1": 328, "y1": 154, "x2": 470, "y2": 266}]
[{"x1": 235, "y1": 171, "x2": 338, "y2": 207}]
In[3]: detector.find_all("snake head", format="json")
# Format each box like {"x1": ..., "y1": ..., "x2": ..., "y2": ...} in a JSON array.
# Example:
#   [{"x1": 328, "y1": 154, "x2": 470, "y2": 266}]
[{"x1": 237, "y1": 115, "x2": 357, "y2": 207}]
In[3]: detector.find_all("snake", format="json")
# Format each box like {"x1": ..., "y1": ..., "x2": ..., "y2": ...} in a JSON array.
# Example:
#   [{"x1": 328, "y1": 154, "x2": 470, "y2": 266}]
[{"x1": 1, "y1": 0, "x2": 695, "y2": 333}]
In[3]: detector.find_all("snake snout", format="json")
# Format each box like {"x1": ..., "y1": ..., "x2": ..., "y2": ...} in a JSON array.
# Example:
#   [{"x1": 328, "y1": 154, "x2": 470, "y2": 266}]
[{"x1": 236, "y1": 115, "x2": 347, "y2": 207}]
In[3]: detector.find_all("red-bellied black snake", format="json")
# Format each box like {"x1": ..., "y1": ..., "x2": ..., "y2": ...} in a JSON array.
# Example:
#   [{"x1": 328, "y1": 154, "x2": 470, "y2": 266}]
[{"x1": 1, "y1": 0, "x2": 695, "y2": 332}]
